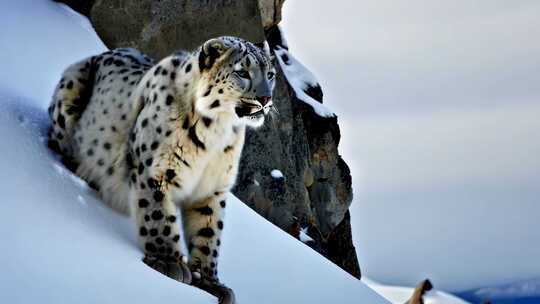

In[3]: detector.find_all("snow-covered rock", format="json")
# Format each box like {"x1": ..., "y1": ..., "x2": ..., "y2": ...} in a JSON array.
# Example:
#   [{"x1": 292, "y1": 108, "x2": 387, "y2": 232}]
[
  {"x1": 235, "y1": 25, "x2": 358, "y2": 277},
  {"x1": 274, "y1": 45, "x2": 335, "y2": 118}
]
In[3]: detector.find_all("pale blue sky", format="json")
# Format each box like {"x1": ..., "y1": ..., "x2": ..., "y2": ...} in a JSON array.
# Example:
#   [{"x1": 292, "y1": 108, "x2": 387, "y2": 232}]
[{"x1": 281, "y1": 0, "x2": 540, "y2": 291}]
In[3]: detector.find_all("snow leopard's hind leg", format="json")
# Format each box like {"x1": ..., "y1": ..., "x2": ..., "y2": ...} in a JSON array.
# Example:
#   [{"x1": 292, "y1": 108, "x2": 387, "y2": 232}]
[{"x1": 48, "y1": 56, "x2": 96, "y2": 169}]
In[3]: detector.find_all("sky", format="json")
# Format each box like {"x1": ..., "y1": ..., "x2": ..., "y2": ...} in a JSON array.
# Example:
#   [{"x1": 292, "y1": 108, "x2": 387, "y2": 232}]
[{"x1": 280, "y1": 0, "x2": 540, "y2": 292}]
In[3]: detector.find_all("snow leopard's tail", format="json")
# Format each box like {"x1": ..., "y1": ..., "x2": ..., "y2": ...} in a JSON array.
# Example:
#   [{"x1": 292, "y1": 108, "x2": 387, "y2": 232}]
[{"x1": 48, "y1": 56, "x2": 96, "y2": 158}]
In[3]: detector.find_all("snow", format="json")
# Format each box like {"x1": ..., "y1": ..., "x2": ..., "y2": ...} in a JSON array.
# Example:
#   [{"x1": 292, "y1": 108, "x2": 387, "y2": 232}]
[
  {"x1": 0, "y1": 96, "x2": 388, "y2": 304},
  {"x1": 275, "y1": 26, "x2": 289, "y2": 49},
  {"x1": 0, "y1": 97, "x2": 214, "y2": 304},
  {"x1": 363, "y1": 278, "x2": 470, "y2": 304},
  {"x1": 0, "y1": 0, "x2": 107, "y2": 105},
  {"x1": 299, "y1": 227, "x2": 314, "y2": 243},
  {"x1": 274, "y1": 45, "x2": 335, "y2": 117},
  {"x1": 270, "y1": 169, "x2": 283, "y2": 179},
  {"x1": 0, "y1": 0, "x2": 389, "y2": 303}
]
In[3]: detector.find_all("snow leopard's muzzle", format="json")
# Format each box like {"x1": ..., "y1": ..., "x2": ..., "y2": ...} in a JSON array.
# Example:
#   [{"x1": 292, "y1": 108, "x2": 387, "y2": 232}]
[{"x1": 235, "y1": 96, "x2": 273, "y2": 118}]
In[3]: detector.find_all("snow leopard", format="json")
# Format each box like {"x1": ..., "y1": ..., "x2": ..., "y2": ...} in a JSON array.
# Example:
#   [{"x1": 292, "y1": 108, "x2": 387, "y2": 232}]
[{"x1": 47, "y1": 37, "x2": 275, "y2": 302}]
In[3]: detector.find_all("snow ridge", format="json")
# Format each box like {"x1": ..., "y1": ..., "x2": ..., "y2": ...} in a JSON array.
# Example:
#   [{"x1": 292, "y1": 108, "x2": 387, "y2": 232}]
[{"x1": 274, "y1": 45, "x2": 335, "y2": 117}]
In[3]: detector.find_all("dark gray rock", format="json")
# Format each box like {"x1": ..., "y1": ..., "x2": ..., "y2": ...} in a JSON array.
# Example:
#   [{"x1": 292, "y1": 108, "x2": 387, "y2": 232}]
[
  {"x1": 233, "y1": 26, "x2": 359, "y2": 278},
  {"x1": 54, "y1": 0, "x2": 94, "y2": 18},
  {"x1": 57, "y1": 0, "x2": 265, "y2": 59},
  {"x1": 55, "y1": 0, "x2": 361, "y2": 279},
  {"x1": 258, "y1": 0, "x2": 286, "y2": 30}
]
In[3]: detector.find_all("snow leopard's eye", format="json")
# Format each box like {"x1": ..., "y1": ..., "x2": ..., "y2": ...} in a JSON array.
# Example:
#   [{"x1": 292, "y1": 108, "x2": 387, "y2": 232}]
[
  {"x1": 234, "y1": 70, "x2": 250, "y2": 79},
  {"x1": 267, "y1": 71, "x2": 275, "y2": 80}
]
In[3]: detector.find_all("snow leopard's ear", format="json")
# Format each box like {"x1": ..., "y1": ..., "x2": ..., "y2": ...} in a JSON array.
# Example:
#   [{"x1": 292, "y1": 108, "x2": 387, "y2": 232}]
[
  {"x1": 199, "y1": 38, "x2": 229, "y2": 71},
  {"x1": 254, "y1": 41, "x2": 272, "y2": 59}
]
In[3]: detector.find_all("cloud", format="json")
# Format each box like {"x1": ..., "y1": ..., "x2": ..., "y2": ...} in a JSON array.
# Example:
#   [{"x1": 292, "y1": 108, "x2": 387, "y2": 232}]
[
  {"x1": 340, "y1": 103, "x2": 540, "y2": 194},
  {"x1": 280, "y1": 0, "x2": 540, "y2": 291},
  {"x1": 339, "y1": 103, "x2": 540, "y2": 291},
  {"x1": 281, "y1": 0, "x2": 540, "y2": 114}
]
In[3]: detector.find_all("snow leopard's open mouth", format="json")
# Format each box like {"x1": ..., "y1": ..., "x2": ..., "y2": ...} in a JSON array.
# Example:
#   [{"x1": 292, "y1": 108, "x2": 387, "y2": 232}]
[
  {"x1": 247, "y1": 109, "x2": 264, "y2": 117},
  {"x1": 236, "y1": 98, "x2": 265, "y2": 118}
]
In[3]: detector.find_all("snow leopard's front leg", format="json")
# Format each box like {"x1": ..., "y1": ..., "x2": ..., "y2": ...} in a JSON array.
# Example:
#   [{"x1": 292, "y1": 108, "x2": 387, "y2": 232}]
[
  {"x1": 182, "y1": 193, "x2": 236, "y2": 303},
  {"x1": 182, "y1": 193, "x2": 228, "y2": 281},
  {"x1": 131, "y1": 175, "x2": 192, "y2": 284}
]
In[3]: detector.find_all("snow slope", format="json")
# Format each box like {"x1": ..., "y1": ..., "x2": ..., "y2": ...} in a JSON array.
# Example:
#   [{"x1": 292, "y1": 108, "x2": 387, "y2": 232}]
[
  {"x1": 0, "y1": 0, "x2": 389, "y2": 303},
  {"x1": 0, "y1": 97, "x2": 213, "y2": 303},
  {"x1": 0, "y1": 97, "x2": 387, "y2": 303}
]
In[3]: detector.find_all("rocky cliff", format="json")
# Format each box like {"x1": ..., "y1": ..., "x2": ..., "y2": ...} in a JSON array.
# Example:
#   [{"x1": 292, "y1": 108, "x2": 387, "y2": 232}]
[{"x1": 55, "y1": 0, "x2": 361, "y2": 279}]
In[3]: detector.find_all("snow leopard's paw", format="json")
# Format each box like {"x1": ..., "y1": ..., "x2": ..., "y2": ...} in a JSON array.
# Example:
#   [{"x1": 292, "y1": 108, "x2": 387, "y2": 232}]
[
  {"x1": 192, "y1": 276, "x2": 236, "y2": 304},
  {"x1": 216, "y1": 285, "x2": 235, "y2": 304},
  {"x1": 143, "y1": 255, "x2": 192, "y2": 284}
]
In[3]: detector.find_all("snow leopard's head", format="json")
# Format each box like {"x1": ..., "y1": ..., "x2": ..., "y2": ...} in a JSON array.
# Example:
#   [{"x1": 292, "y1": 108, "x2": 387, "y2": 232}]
[{"x1": 196, "y1": 36, "x2": 276, "y2": 128}]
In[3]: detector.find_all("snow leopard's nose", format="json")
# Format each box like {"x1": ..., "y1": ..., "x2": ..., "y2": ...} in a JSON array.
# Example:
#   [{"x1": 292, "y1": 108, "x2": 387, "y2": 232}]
[{"x1": 256, "y1": 96, "x2": 271, "y2": 106}]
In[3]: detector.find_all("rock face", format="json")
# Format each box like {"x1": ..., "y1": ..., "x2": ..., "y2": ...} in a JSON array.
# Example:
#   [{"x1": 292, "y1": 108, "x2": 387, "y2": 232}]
[
  {"x1": 258, "y1": 0, "x2": 286, "y2": 30},
  {"x1": 59, "y1": 0, "x2": 266, "y2": 59},
  {"x1": 55, "y1": 0, "x2": 361, "y2": 278},
  {"x1": 235, "y1": 26, "x2": 359, "y2": 278}
]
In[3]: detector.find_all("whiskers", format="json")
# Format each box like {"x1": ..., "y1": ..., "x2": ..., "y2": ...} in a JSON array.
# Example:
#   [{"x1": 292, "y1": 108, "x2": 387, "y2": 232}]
[
  {"x1": 265, "y1": 103, "x2": 280, "y2": 130},
  {"x1": 269, "y1": 104, "x2": 280, "y2": 117}
]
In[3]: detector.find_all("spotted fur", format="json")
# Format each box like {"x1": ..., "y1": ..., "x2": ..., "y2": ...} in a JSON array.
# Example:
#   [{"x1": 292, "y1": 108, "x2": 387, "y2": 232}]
[{"x1": 48, "y1": 37, "x2": 275, "y2": 283}]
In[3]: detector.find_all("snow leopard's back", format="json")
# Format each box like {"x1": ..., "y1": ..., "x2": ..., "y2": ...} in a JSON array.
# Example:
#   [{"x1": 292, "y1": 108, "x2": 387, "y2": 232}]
[{"x1": 48, "y1": 48, "x2": 157, "y2": 214}]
